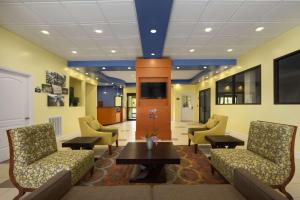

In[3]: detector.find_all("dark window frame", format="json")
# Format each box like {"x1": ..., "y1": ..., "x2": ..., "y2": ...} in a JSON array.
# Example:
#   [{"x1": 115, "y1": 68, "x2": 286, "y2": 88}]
[
  {"x1": 274, "y1": 49, "x2": 300, "y2": 104},
  {"x1": 216, "y1": 65, "x2": 261, "y2": 105}
]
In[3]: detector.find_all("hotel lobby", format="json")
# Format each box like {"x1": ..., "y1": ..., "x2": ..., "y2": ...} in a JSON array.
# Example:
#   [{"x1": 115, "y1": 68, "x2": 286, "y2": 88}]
[{"x1": 0, "y1": 0, "x2": 300, "y2": 199}]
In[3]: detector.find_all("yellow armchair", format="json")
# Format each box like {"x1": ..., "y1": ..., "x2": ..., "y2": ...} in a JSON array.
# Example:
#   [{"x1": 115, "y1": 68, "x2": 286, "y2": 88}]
[
  {"x1": 79, "y1": 116, "x2": 118, "y2": 154},
  {"x1": 188, "y1": 114, "x2": 228, "y2": 153}
]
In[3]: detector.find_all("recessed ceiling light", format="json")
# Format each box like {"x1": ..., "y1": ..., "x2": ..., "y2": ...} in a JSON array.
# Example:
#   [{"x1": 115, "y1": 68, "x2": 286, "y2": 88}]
[
  {"x1": 150, "y1": 29, "x2": 157, "y2": 34},
  {"x1": 224, "y1": 66, "x2": 228, "y2": 69},
  {"x1": 76, "y1": 68, "x2": 80, "y2": 71},
  {"x1": 85, "y1": 72, "x2": 88, "y2": 75},
  {"x1": 41, "y1": 30, "x2": 50, "y2": 35},
  {"x1": 111, "y1": 83, "x2": 114, "y2": 85},
  {"x1": 111, "y1": 50, "x2": 116, "y2": 53},
  {"x1": 205, "y1": 27, "x2": 212, "y2": 32},
  {"x1": 128, "y1": 67, "x2": 131, "y2": 70},
  {"x1": 96, "y1": 77, "x2": 99, "y2": 80},
  {"x1": 189, "y1": 49, "x2": 195, "y2": 53},
  {"x1": 227, "y1": 48, "x2": 233, "y2": 52},
  {"x1": 205, "y1": 76, "x2": 208, "y2": 79},
  {"x1": 176, "y1": 66, "x2": 180, "y2": 69},
  {"x1": 71, "y1": 50, "x2": 78, "y2": 54},
  {"x1": 87, "y1": 78, "x2": 90, "y2": 80},
  {"x1": 151, "y1": 53, "x2": 155, "y2": 56},
  {"x1": 203, "y1": 66, "x2": 207, "y2": 69},
  {"x1": 216, "y1": 71, "x2": 219, "y2": 74},
  {"x1": 102, "y1": 67, "x2": 106, "y2": 70},
  {"x1": 255, "y1": 27, "x2": 264, "y2": 32},
  {"x1": 94, "y1": 29, "x2": 103, "y2": 34}
]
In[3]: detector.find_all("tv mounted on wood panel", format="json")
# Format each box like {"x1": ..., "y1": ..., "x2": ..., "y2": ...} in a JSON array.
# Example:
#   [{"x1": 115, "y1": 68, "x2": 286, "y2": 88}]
[
  {"x1": 274, "y1": 49, "x2": 300, "y2": 104},
  {"x1": 141, "y1": 82, "x2": 167, "y2": 99}
]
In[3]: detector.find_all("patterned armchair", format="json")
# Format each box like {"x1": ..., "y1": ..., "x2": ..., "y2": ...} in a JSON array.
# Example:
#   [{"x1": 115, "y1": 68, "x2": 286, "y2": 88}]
[
  {"x1": 188, "y1": 114, "x2": 228, "y2": 153},
  {"x1": 210, "y1": 121, "x2": 297, "y2": 200},
  {"x1": 79, "y1": 116, "x2": 119, "y2": 155},
  {"x1": 7, "y1": 123, "x2": 94, "y2": 200}
]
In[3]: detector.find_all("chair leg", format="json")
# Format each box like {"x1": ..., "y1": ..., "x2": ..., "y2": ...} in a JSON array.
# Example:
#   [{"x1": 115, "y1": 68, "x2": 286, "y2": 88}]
[
  {"x1": 116, "y1": 139, "x2": 119, "y2": 147},
  {"x1": 194, "y1": 144, "x2": 198, "y2": 154},
  {"x1": 188, "y1": 138, "x2": 191, "y2": 146},
  {"x1": 279, "y1": 186, "x2": 293, "y2": 200},
  {"x1": 108, "y1": 145, "x2": 112, "y2": 155},
  {"x1": 14, "y1": 189, "x2": 25, "y2": 200},
  {"x1": 211, "y1": 164, "x2": 215, "y2": 175},
  {"x1": 90, "y1": 166, "x2": 94, "y2": 177}
]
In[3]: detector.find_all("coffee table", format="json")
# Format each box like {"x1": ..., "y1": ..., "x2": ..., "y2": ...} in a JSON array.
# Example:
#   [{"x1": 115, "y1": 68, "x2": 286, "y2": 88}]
[
  {"x1": 205, "y1": 135, "x2": 244, "y2": 149},
  {"x1": 62, "y1": 137, "x2": 101, "y2": 150},
  {"x1": 116, "y1": 142, "x2": 180, "y2": 183}
]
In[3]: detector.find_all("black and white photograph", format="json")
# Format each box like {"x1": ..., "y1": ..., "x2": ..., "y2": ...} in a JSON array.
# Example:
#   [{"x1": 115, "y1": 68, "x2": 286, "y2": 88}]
[
  {"x1": 62, "y1": 88, "x2": 68, "y2": 95},
  {"x1": 42, "y1": 84, "x2": 53, "y2": 93},
  {"x1": 47, "y1": 94, "x2": 64, "y2": 107},
  {"x1": 52, "y1": 84, "x2": 62, "y2": 94},
  {"x1": 46, "y1": 70, "x2": 66, "y2": 87}
]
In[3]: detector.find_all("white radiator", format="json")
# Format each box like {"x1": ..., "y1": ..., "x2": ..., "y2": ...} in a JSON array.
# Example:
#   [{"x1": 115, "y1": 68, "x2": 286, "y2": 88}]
[{"x1": 49, "y1": 116, "x2": 62, "y2": 137}]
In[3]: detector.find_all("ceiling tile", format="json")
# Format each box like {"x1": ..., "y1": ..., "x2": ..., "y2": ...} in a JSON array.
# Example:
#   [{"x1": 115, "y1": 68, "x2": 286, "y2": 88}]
[
  {"x1": 170, "y1": 1, "x2": 207, "y2": 22},
  {"x1": 99, "y1": 1, "x2": 136, "y2": 22}
]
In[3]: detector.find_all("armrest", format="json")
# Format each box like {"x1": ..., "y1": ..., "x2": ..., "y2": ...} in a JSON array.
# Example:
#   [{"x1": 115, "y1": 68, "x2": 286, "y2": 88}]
[
  {"x1": 233, "y1": 169, "x2": 287, "y2": 200},
  {"x1": 84, "y1": 123, "x2": 115, "y2": 138},
  {"x1": 22, "y1": 170, "x2": 72, "y2": 200}
]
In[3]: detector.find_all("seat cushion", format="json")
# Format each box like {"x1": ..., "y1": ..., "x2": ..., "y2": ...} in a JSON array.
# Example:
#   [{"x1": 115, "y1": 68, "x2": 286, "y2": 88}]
[
  {"x1": 62, "y1": 186, "x2": 152, "y2": 200},
  {"x1": 153, "y1": 185, "x2": 245, "y2": 200},
  {"x1": 16, "y1": 150, "x2": 94, "y2": 189},
  {"x1": 210, "y1": 149, "x2": 288, "y2": 186},
  {"x1": 97, "y1": 128, "x2": 118, "y2": 137}
]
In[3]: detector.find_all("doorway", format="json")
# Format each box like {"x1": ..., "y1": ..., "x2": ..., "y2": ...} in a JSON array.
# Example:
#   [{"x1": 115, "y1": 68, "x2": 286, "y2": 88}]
[
  {"x1": 181, "y1": 94, "x2": 194, "y2": 121},
  {"x1": 0, "y1": 68, "x2": 32, "y2": 162},
  {"x1": 127, "y1": 93, "x2": 136, "y2": 120},
  {"x1": 199, "y1": 88, "x2": 211, "y2": 124}
]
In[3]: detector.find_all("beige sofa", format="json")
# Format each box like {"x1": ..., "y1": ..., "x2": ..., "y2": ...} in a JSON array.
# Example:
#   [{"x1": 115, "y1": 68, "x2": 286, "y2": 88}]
[{"x1": 23, "y1": 169, "x2": 287, "y2": 200}]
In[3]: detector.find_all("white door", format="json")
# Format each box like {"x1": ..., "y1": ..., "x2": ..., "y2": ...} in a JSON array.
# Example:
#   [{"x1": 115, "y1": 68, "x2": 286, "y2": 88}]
[
  {"x1": 0, "y1": 68, "x2": 31, "y2": 162},
  {"x1": 181, "y1": 94, "x2": 194, "y2": 121}
]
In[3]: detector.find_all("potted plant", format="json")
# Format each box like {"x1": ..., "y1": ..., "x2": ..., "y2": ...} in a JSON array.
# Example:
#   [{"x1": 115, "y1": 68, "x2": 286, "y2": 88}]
[{"x1": 144, "y1": 108, "x2": 159, "y2": 150}]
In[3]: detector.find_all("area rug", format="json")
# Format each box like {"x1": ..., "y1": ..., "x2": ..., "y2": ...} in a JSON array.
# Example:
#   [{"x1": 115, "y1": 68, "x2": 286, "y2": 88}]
[{"x1": 80, "y1": 145, "x2": 227, "y2": 186}]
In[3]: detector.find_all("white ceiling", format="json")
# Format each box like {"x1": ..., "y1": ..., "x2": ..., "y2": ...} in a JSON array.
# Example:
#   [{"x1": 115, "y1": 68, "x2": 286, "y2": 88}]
[
  {"x1": 165, "y1": 0, "x2": 300, "y2": 58},
  {"x1": 102, "y1": 71, "x2": 136, "y2": 83},
  {"x1": 171, "y1": 70, "x2": 202, "y2": 80},
  {"x1": 0, "y1": 0, "x2": 300, "y2": 60}
]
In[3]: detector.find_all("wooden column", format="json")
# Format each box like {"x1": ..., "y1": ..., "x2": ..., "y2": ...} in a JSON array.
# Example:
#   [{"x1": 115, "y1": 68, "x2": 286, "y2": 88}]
[{"x1": 136, "y1": 58, "x2": 171, "y2": 140}]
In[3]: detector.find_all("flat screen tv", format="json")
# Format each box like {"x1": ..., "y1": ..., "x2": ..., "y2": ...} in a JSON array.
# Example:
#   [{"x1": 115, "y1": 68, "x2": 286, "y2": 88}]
[
  {"x1": 141, "y1": 82, "x2": 167, "y2": 99},
  {"x1": 274, "y1": 49, "x2": 300, "y2": 104}
]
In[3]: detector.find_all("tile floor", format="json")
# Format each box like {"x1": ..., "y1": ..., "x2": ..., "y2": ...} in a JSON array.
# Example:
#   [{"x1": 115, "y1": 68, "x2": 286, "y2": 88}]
[{"x1": 0, "y1": 121, "x2": 299, "y2": 199}]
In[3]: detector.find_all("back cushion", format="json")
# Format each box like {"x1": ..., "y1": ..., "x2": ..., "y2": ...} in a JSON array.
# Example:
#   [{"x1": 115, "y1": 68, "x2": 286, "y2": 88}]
[
  {"x1": 247, "y1": 121, "x2": 295, "y2": 164},
  {"x1": 88, "y1": 119, "x2": 101, "y2": 130},
  {"x1": 10, "y1": 123, "x2": 58, "y2": 166},
  {"x1": 206, "y1": 118, "x2": 218, "y2": 129}
]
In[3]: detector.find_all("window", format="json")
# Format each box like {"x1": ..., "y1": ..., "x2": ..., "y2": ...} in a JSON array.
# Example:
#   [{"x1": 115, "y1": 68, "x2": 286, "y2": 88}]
[
  {"x1": 274, "y1": 50, "x2": 300, "y2": 104},
  {"x1": 216, "y1": 66, "x2": 261, "y2": 105}
]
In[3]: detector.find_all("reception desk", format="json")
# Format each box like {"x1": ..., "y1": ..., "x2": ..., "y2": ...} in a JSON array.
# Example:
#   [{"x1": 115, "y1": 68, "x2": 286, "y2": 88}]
[{"x1": 97, "y1": 107, "x2": 122, "y2": 125}]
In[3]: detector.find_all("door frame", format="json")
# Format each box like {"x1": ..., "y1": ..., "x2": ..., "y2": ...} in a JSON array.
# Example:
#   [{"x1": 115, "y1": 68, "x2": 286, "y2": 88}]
[
  {"x1": 199, "y1": 88, "x2": 211, "y2": 124},
  {"x1": 126, "y1": 93, "x2": 136, "y2": 121},
  {"x1": 0, "y1": 66, "x2": 33, "y2": 125}
]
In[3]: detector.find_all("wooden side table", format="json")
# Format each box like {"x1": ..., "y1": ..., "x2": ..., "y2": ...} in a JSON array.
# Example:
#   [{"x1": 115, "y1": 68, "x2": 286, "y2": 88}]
[
  {"x1": 205, "y1": 135, "x2": 244, "y2": 149},
  {"x1": 62, "y1": 137, "x2": 101, "y2": 150}
]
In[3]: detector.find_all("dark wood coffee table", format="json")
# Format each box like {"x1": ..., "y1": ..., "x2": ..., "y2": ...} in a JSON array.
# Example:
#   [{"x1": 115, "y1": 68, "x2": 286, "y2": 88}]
[
  {"x1": 62, "y1": 137, "x2": 101, "y2": 150},
  {"x1": 116, "y1": 142, "x2": 180, "y2": 183},
  {"x1": 205, "y1": 135, "x2": 244, "y2": 149}
]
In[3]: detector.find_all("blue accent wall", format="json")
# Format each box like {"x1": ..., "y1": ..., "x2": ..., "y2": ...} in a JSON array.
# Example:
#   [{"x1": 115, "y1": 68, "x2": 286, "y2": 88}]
[
  {"x1": 135, "y1": 0, "x2": 173, "y2": 58},
  {"x1": 97, "y1": 86, "x2": 123, "y2": 107}
]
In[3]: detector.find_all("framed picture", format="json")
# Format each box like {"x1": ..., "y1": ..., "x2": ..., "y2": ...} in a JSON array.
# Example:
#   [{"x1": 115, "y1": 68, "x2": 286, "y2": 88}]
[
  {"x1": 62, "y1": 88, "x2": 68, "y2": 95},
  {"x1": 48, "y1": 94, "x2": 64, "y2": 107},
  {"x1": 46, "y1": 70, "x2": 66, "y2": 87},
  {"x1": 42, "y1": 84, "x2": 53, "y2": 93},
  {"x1": 52, "y1": 84, "x2": 62, "y2": 94}
]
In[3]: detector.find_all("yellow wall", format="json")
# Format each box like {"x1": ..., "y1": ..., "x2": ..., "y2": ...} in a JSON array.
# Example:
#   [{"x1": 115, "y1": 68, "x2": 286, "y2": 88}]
[
  {"x1": 85, "y1": 83, "x2": 97, "y2": 117},
  {"x1": 196, "y1": 25, "x2": 300, "y2": 152},
  {"x1": 0, "y1": 26, "x2": 97, "y2": 138}
]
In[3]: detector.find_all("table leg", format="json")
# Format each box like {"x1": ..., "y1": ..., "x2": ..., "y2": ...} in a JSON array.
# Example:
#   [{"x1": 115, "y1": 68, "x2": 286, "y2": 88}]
[{"x1": 129, "y1": 164, "x2": 166, "y2": 183}]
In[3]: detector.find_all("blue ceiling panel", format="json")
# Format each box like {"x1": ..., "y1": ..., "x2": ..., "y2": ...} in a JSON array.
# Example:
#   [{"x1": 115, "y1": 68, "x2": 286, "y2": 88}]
[
  {"x1": 134, "y1": 0, "x2": 173, "y2": 58},
  {"x1": 173, "y1": 59, "x2": 236, "y2": 67}
]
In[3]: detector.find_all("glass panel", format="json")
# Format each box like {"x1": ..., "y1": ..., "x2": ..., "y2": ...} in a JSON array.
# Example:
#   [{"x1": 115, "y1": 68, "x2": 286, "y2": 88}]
[
  {"x1": 216, "y1": 76, "x2": 233, "y2": 104},
  {"x1": 182, "y1": 96, "x2": 192, "y2": 108}
]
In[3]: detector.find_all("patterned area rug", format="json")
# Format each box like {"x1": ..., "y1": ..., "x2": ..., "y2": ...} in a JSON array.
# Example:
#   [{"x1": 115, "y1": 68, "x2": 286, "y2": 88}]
[{"x1": 80, "y1": 145, "x2": 227, "y2": 186}]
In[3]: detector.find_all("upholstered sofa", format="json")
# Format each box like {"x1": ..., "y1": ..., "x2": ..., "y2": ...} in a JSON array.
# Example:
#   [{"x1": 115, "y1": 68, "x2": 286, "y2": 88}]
[
  {"x1": 210, "y1": 121, "x2": 297, "y2": 200},
  {"x1": 188, "y1": 114, "x2": 228, "y2": 153},
  {"x1": 7, "y1": 123, "x2": 94, "y2": 200},
  {"x1": 23, "y1": 169, "x2": 287, "y2": 200},
  {"x1": 79, "y1": 116, "x2": 118, "y2": 154}
]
